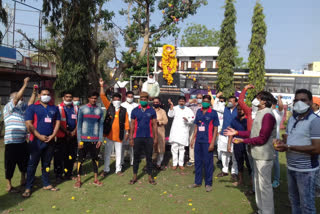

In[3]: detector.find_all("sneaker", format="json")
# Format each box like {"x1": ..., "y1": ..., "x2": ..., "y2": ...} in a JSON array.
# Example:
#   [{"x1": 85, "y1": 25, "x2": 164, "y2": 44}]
[
  {"x1": 205, "y1": 185, "x2": 213, "y2": 192},
  {"x1": 272, "y1": 180, "x2": 280, "y2": 188},
  {"x1": 186, "y1": 162, "x2": 194, "y2": 167}
]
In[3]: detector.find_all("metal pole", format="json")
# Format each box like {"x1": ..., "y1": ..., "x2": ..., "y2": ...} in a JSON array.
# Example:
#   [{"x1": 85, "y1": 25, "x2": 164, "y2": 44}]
[{"x1": 12, "y1": 1, "x2": 16, "y2": 47}]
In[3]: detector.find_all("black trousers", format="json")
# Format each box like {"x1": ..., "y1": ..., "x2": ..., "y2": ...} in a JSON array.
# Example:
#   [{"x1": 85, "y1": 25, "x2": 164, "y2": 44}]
[
  {"x1": 234, "y1": 143, "x2": 252, "y2": 174},
  {"x1": 54, "y1": 138, "x2": 64, "y2": 177},
  {"x1": 63, "y1": 137, "x2": 77, "y2": 177},
  {"x1": 133, "y1": 138, "x2": 153, "y2": 175},
  {"x1": 77, "y1": 142, "x2": 100, "y2": 175},
  {"x1": 5, "y1": 142, "x2": 29, "y2": 180}
]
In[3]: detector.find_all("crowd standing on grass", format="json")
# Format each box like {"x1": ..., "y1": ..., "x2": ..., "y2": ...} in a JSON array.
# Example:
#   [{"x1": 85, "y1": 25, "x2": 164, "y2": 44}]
[{"x1": 1, "y1": 76, "x2": 320, "y2": 214}]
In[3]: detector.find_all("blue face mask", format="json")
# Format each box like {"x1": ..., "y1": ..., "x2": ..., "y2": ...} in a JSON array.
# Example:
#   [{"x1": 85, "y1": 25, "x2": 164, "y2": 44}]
[{"x1": 179, "y1": 105, "x2": 185, "y2": 109}]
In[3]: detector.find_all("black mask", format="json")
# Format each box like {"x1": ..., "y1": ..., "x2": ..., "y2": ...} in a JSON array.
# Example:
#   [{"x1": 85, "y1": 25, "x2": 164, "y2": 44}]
[{"x1": 153, "y1": 104, "x2": 160, "y2": 108}]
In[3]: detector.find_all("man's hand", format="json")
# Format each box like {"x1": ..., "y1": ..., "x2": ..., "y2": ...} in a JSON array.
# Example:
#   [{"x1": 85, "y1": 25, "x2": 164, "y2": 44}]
[
  {"x1": 208, "y1": 143, "x2": 214, "y2": 152},
  {"x1": 168, "y1": 98, "x2": 173, "y2": 107},
  {"x1": 99, "y1": 78, "x2": 104, "y2": 87},
  {"x1": 38, "y1": 134, "x2": 48, "y2": 142},
  {"x1": 244, "y1": 84, "x2": 255, "y2": 90},
  {"x1": 124, "y1": 133, "x2": 129, "y2": 142},
  {"x1": 223, "y1": 127, "x2": 238, "y2": 136},
  {"x1": 129, "y1": 139, "x2": 134, "y2": 147},
  {"x1": 232, "y1": 138, "x2": 243, "y2": 144},
  {"x1": 273, "y1": 140, "x2": 288, "y2": 152},
  {"x1": 96, "y1": 141, "x2": 102, "y2": 149},
  {"x1": 217, "y1": 92, "x2": 223, "y2": 98},
  {"x1": 227, "y1": 144, "x2": 232, "y2": 153},
  {"x1": 24, "y1": 77, "x2": 30, "y2": 86},
  {"x1": 44, "y1": 134, "x2": 55, "y2": 143},
  {"x1": 70, "y1": 130, "x2": 76, "y2": 137}
]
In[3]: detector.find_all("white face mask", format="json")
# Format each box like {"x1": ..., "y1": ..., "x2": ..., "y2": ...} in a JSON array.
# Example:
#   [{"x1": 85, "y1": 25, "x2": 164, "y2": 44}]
[
  {"x1": 41, "y1": 95, "x2": 51, "y2": 104},
  {"x1": 112, "y1": 100, "x2": 121, "y2": 109},
  {"x1": 252, "y1": 98, "x2": 260, "y2": 107},
  {"x1": 197, "y1": 99, "x2": 202, "y2": 104},
  {"x1": 227, "y1": 102, "x2": 234, "y2": 108},
  {"x1": 73, "y1": 101, "x2": 80, "y2": 106},
  {"x1": 64, "y1": 100, "x2": 72, "y2": 106},
  {"x1": 127, "y1": 98, "x2": 133, "y2": 103},
  {"x1": 293, "y1": 101, "x2": 310, "y2": 114}
]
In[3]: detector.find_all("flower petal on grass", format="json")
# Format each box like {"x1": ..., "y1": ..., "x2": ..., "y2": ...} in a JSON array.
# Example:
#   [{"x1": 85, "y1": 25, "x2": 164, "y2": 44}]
[
  {"x1": 52, "y1": 206, "x2": 56, "y2": 209},
  {"x1": 71, "y1": 196, "x2": 75, "y2": 200},
  {"x1": 128, "y1": 198, "x2": 132, "y2": 201},
  {"x1": 46, "y1": 167, "x2": 50, "y2": 172},
  {"x1": 192, "y1": 208, "x2": 196, "y2": 211},
  {"x1": 188, "y1": 203, "x2": 192, "y2": 206}
]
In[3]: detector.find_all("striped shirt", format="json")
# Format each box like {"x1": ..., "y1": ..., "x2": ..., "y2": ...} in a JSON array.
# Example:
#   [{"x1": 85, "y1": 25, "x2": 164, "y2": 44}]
[
  {"x1": 3, "y1": 101, "x2": 28, "y2": 144},
  {"x1": 286, "y1": 112, "x2": 320, "y2": 172}
]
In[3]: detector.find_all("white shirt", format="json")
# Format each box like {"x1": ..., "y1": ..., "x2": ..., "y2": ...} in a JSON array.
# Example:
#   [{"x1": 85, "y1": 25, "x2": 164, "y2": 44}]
[
  {"x1": 314, "y1": 110, "x2": 320, "y2": 116},
  {"x1": 213, "y1": 98, "x2": 225, "y2": 132},
  {"x1": 121, "y1": 101, "x2": 139, "y2": 122},
  {"x1": 168, "y1": 106, "x2": 195, "y2": 146},
  {"x1": 272, "y1": 109, "x2": 284, "y2": 139}
]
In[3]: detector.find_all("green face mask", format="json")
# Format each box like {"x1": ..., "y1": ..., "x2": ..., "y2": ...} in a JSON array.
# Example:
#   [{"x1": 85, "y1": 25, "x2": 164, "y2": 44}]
[
  {"x1": 202, "y1": 102, "x2": 210, "y2": 109},
  {"x1": 140, "y1": 100, "x2": 148, "y2": 107}
]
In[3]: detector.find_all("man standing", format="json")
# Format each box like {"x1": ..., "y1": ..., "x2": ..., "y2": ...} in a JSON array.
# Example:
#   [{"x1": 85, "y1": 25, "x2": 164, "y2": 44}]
[
  {"x1": 225, "y1": 91, "x2": 276, "y2": 214},
  {"x1": 215, "y1": 94, "x2": 238, "y2": 180},
  {"x1": 3, "y1": 77, "x2": 36, "y2": 192},
  {"x1": 275, "y1": 89, "x2": 320, "y2": 214},
  {"x1": 23, "y1": 88, "x2": 61, "y2": 197},
  {"x1": 121, "y1": 91, "x2": 139, "y2": 166},
  {"x1": 55, "y1": 92, "x2": 78, "y2": 181},
  {"x1": 189, "y1": 95, "x2": 219, "y2": 192},
  {"x1": 142, "y1": 73, "x2": 160, "y2": 99},
  {"x1": 186, "y1": 93, "x2": 203, "y2": 167},
  {"x1": 168, "y1": 96, "x2": 195, "y2": 170},
  {"x1": 129, "y1": 92, "x2": 157, "y2": 185},
  {"x1": 75, "y1": 91, "x2": 104, "y2": 188},
  {"x1": 72, "y1": 96, "x2": 81, "y2": 107},
  {"x1": 99, "y1": 78, "x2": 130, "y2": 176},
  {"x1": 152, "y1": 97, "x2": 168, "y2": 170},
  {"x1": 312, "y1": 96, "x2": 320, "y2": 116}
]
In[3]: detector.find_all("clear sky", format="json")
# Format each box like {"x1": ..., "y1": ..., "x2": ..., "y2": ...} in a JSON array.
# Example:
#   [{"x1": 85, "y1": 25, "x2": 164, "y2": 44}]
[{"x1": 3, "y1": 0, "x2": 320, "y2": 70}]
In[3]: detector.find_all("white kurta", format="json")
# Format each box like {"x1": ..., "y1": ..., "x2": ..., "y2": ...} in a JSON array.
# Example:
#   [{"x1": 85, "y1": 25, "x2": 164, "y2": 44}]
[{"x1": 168, "y1": 106, "x2": 195, "y2": 146}]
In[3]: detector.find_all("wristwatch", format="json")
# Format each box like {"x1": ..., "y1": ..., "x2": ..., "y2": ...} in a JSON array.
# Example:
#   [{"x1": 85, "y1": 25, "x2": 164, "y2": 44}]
[{"x1": 287, "y1": 144, "x2": 291, "y2": 151}]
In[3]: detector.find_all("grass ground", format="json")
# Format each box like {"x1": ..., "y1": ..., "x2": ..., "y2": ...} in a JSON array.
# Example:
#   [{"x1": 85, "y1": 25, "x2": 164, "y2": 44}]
[{"x1": 0, "y1": 140, "x2": 319, "y2": 214}]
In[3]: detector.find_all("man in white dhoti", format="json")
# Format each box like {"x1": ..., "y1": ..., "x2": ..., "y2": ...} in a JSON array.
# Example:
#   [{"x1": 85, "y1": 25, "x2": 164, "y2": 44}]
[
  {"x1": 168, "y1": 96, "x2": 195, "y2": 170},
  {"x1": 142, "y1": 73, "x2": 160, "y2": 99}
]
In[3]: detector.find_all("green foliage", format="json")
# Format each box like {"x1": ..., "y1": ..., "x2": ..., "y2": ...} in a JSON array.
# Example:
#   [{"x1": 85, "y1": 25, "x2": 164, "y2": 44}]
[
  {"x1": 216, "y1": 0, "x2": 237, "y2": 97},
  {"x1": 247, "y1": 1, "x2": 267, "y2": 105},
  {"x1": 180, "y1": 23, "x2": 220, "y2": 47}
]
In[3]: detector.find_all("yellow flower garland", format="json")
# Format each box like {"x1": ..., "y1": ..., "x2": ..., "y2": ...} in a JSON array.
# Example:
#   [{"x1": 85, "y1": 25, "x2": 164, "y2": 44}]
[{"x1": 162, "y1": 44, "x2": 178, "y2": 85}]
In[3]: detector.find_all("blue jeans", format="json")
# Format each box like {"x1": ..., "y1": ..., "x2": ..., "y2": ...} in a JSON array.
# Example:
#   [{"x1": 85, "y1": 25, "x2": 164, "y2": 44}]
[
  {"x1": 287, "y1": 169, "x2": 317, "y2": 214},
  {"x1": 194, "y1": 142, "x2": 214, "y2": 186},
  {"x1": 26, "y1": 140, "x2": 54, "y2": 190},
  {"x1": 273, "y1": 151, "x2": 280, "y2": 182}
]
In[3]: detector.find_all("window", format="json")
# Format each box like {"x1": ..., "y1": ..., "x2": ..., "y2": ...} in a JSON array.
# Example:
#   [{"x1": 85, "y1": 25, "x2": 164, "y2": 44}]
[
  {"x1": 206, "y1": 61, "x2": 213, "y2": 68},
  {"x1": 189, "y1": 57, "x2": 196, "y2": 60},
  {"x1": 180, "y1": 61, "x2": 188, "y2": 70}
]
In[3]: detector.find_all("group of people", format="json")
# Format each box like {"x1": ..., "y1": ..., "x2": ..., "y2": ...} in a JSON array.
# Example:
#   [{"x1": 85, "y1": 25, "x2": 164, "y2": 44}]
[{"x1": 2, "y1": 76, "x2": 320, "y2": 214}]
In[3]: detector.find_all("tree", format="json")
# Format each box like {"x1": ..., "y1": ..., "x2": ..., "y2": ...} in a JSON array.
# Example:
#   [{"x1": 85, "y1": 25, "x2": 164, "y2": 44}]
[
  {"x1": 247, "y1": 1, "x2": 267, "y2": 104},
  {"x1": 216, "y1": 0, "x2": 237, "y2": 97},
  {"x1": 180, "y1": 23, "x2": 246, "y2": 68},
  {"x1": 181, "y1": 23, "x2": 220, "y2": 47},
  {"x1": 0, "y1": 0, "x2": 8, "y2": 42}
]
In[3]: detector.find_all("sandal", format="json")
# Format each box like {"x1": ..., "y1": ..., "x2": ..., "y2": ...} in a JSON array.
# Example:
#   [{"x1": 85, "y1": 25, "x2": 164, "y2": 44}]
[
  {"x1": 43, "y1": 185, "x2": 59, "y2": 191},
  {"x1": 149, "y1": 180, "x2": 157, "y2": 185},
  {"x1": 7, "y1": 187, "x2": 20, "y2": 193},
  {"x1": 129, "y1": 179, "x2": 137, "y2": 185},
  {"x1": 74, "y1": 180, "x2": 82, "y2": 188},
  {"x1": 22, "y1": 190, "x2": 31, "y2": 198},
  {"x1": 93, "y1": 180, "x2": 103, "y2": 186},
  {"x1": 100, "y1": 171, "x2": 108, "y2": 178}
]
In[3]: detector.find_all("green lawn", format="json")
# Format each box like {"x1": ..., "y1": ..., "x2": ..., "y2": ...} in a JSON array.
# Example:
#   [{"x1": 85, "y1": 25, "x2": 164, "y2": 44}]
[{"x1": 0, "y1": 140, "x2": 319, "y2": 214}]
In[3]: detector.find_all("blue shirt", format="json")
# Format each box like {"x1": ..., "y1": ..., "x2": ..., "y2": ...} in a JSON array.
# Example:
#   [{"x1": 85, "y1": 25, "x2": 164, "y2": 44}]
[
  {"x1": 25, "y1": 103, "x2": 61, "y2": 138},
  {"x1": 230, "y1": 117, "x2": 247, "y2": 136},
  {"x1": 64, "y1": 106, "x2": 77, "y2": 131},
  {"x1": 131, "y1": 105, "x2": 157, "y2": 138},
  {"x1": 194, "y1": 108, "x2": 219, "y2": 144},
  {"x1": 221, "y1": 107, "x2": 238, "y2": 136}
]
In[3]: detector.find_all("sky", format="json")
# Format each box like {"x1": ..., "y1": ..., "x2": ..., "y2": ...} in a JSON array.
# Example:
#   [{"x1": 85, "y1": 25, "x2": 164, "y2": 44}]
[{"x1": 2, "y1": 0, "x2": 320, "y2": 70}]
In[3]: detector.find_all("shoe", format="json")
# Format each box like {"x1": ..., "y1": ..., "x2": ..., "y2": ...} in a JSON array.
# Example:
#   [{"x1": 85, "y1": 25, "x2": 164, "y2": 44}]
[
  {"x1": 217, "y1": 172, "x2": 228, "y2": 177},
  {"x1": 216, "y1": 160, "x2": 222, "y2": 169},
  {"x1": 272, "y1": 180, "x2": 280, "y2": 188},
  {"x1": 188, "y1": 184, "x2": 201, "y2": 188},
  {"x1": 205, "y1": 185, "x2": 213, "y2": 192},
  {"x1": 172, "y1": 166, "x2": 177, "y2": 170},
  {"x1": 179, "y1": 166, "x2": 185, "y2": 170},
  {"x1": 186, "y1": 162, "x2": 194, "y2": 167},
  {"x1": 116, "y1": 172, "x2": 124, "y2": 176},
  {"x1": 231, "y1": 174, "x2": 238, "y2": 182}
]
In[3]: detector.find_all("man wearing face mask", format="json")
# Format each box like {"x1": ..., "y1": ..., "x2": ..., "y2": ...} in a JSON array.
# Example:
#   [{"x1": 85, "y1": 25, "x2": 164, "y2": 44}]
[
  {"x1": 186, "y1": 93, "x2": 203, "y2": 167},
  {"x1": 142, "y1": 73, "x2": 160, "y2": 99},
  {"x1": 99, "y1": 79, "x2": 129, "y2": 176},
  {"x1": 312, "y1": 96, "x2": 320, "y2": 116},
  {"x1": 152, "y1": 97, "x2": 168, "y2": 170},
  {"x1": 23, "y1": 88, "x2": 61, "y2": 197},
  {"x1": 274, "y1": 89, "x2": 320, "y2": 213},
  {"x1": 224, "y1": 91, "x2": 276, "y2": 214},
  {"x1": 3, "y1": 77, "x2": 36, "y2": 193},
  {"x1": 72, "y1": 96, "x2": 81, "y2": 107},
  {"x1": 215, "y1": 94, "x2": 239, "y2": 181},
  {"x1": 54, "y1": 92, "x2": 78, "y2": 181},
  {"x1": 168, "y1": 96, "x2": 195, "y2": 170},
  {"x1": 121, "y1": 91, "x2": 138, "y2": 166}
]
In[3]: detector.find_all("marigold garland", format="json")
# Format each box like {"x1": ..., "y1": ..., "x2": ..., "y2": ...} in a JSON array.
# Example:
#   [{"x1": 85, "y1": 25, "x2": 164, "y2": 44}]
[{"x1": 162, "y1": 44, "x2": 178, "y2": 85}]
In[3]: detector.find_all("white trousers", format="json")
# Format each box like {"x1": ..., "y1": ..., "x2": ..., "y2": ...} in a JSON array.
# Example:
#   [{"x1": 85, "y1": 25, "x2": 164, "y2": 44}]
[
  {"x1": 171, "y1": 142, "x2": 185, "y2": 166},
  {"x1": 254, "y1": 159, "x2": 274, "y2": 214},
  {"x1": 121, "y1": 140, "x2": 134, "y2": 166},
  {"x1": 221, "y1": 151, "x2": 238, "y2": 174},
  {"x1": 104, "y1": 140, "x2": 122, "y2": 173}
]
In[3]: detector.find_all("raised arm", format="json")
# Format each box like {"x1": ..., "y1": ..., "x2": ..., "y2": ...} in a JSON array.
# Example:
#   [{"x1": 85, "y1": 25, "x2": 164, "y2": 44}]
[
  {"x1": 239, "y1": 85, "x2": 254, "y2": 116},
  {"x1": 277, "y1": 95, "x2": 284, "y2": 112},
  {"x1": 28, "y1": 84, "x2": 38, "y2": 106},
  {"x1": 14, "y1": 77, "x2": 30, "y2": 105},
  {"x1": 99, "y1": 78, "x2": 110, "y2": 109},
  {"x1": 167, "y1": 99, "x2": 175, "y2": 118},
  {"x1": 213, "y1": 92, "x2": 225, "y2": 113}
]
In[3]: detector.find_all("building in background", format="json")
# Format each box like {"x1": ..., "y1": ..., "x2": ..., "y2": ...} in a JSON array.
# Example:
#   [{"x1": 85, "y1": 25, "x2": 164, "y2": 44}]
[{"x1": 307, "y1": 61, "x2": 320, "y2": 72}]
